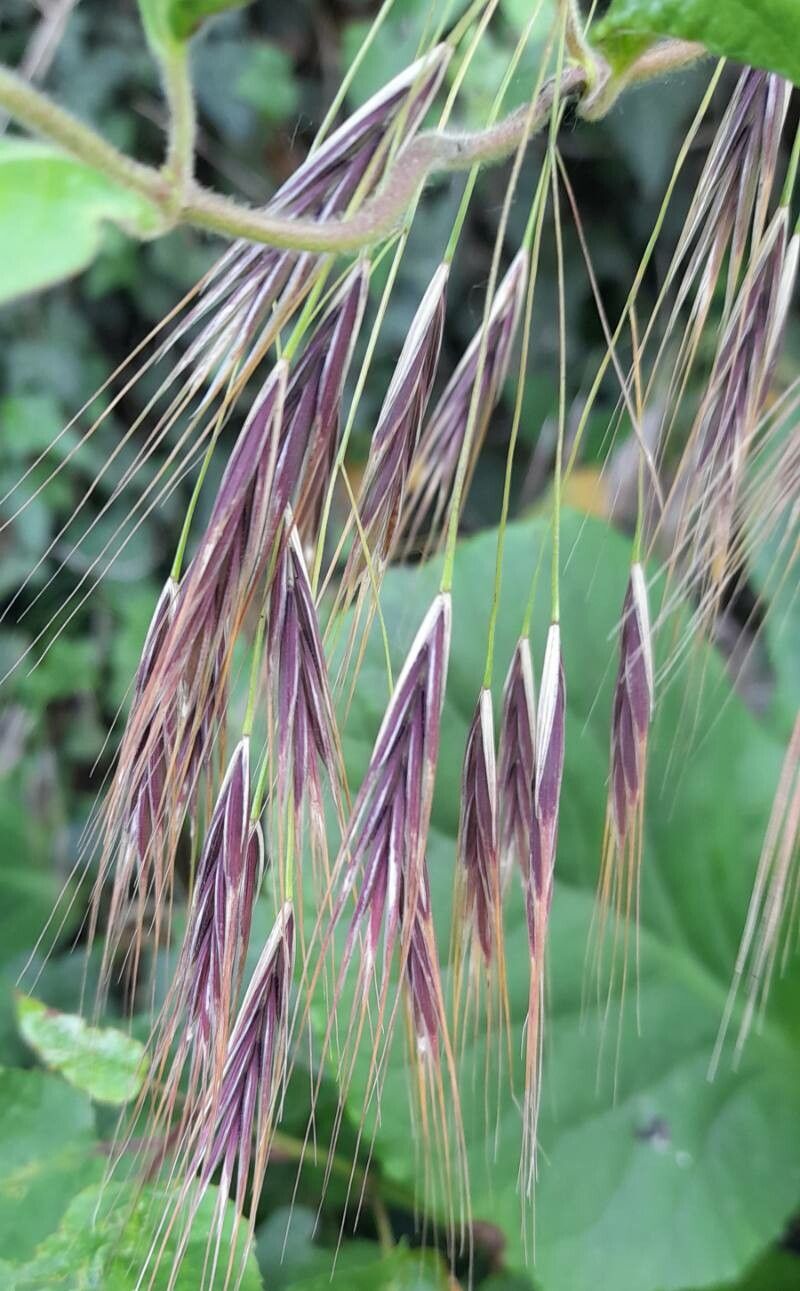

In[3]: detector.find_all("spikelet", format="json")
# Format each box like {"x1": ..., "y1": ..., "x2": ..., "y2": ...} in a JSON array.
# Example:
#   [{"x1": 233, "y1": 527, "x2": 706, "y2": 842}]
[
  {"x1": 591, "y1": 565, "x2": 654, "y2": 1038},
  {"x1": 451, "y1": 688, "x2": 512, "y2": 1132},
  {"x1": 521, "y1": 623, "x2": 565, "y2": 1204},
  {"x1": 674, "y1": 208, "x2": 798, "y2": 636},
  {"x1": 131, "y1": 740, "x2": 264, "y2": 1186},
  {"x1": 498, "y1": 637, "x2": 537, "y2": 884},
  {"x1": 142, "y1": 903, "x2": 295, "y2": 1291},
  {"x1": 268, "y1": 519, "x2": 345, "y2": 899},
  {"x1": 399, "y1": 249, "x2": 528, "y2": 557},
  {"x1": 338, "y1": 264, "x2": 449, "y2": 605}
]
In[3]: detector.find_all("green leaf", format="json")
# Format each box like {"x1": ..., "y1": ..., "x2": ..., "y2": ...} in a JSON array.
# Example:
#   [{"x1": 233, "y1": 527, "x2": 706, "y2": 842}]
[
  {"x1": 0, "y1": 1067, "x2": 101, "y2": 1262},
  {"x1": 16, "y1": 994, "x2": 146, "y2": 1105},
  {"x1": 0, "y1": 141, "x2": 163, "y2": 304},
  {"x1": 6, "y1": 1181, "x2": 263, "y2": 1290},
  {"x1": 256, "y1": 1210, "x2": 449, "y2": 1290},
  {"x1": 138, "y1": 0, "x2": 252, "y2": 51},
  {"x1": 0, "y1": 794, "x2": 58, "y2": 968},
  {"x1": 593, "y1": 0, "x2": 800, "y2": 85},
  {"x1": 708, "y1": 1249, "x2": 800, "y2": 1289},
  {"x1": 333, "y1": 512, "x2": 800, "y2": 1291}
]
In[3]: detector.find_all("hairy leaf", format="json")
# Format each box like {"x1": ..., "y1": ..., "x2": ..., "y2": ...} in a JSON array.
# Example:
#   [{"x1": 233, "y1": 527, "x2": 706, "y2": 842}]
[
  {"x1": 593, "y1": 0, "x2": 800, "y2": 85},
  {"x1": 0, "y1": 142, "x2": 163, "y2": 304},
  {"x1": 16, "y1": 994, "x2": 146, "y2": 1105}
]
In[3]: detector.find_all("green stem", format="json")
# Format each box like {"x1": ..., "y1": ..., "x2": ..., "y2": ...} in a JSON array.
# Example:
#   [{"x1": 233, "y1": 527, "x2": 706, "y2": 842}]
[
  {"x1": 162, "y1": 43, "x2": 196, "y2": 194},
  {"x1": 0, "y1": 64, "x2": 167, "y2": 204},
  {"x1": 548, "y1": 34, "x2": 568, "y2": 625}
]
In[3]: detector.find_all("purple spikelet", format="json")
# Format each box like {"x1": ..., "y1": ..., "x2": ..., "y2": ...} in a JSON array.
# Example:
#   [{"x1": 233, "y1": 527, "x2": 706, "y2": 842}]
[
  {"x1": 456, "y1": 688, "x2": 501, "y2": 966},
  {"x1": 269, "y1": 521, "x2": 343, "y2": 863},
  {"x1": 341, "y1": 265, "x2": 449, "y2": 596},
  {"x1": 400, "y1": 249, "x2": 528, "y2": 555},
  {"x1": 182, "y1": 739, "x2": 260, "y2": 1059},
  {"x1": 521, "y1": 622, "x2": 565, "y2": 1199},
  {"x1": 498, "y1": 637, "x2": 537, "y2": 885},
  {"x1": 609, "y1": 565, "x2": 654, "y2": 847}
]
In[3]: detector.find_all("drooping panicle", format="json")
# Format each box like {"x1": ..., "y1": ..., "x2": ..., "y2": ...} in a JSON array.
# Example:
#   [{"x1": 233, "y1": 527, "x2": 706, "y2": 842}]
[
  {"x1": 339, "y1": 264, "x2": 449, "y2": 599},
  {"x1": 400, "y1": 249, "x2": 528, "y2": 556},
  {"x1": 498, "y1": 637, "x2": 537, "y2": 884},
  {"x1": 521, "y1": 622, "x2": 566, "y2": 1202}
]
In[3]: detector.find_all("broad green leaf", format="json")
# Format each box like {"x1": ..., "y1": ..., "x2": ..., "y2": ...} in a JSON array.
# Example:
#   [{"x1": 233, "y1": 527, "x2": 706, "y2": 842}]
[
  {"x1": 0, "y1": 142, "x2": 163, "y2": 304},
  {"x1": 708, "y1": 1249, "x2": 800, "y2": 1289},
  {"x1": 256, "y1": 1209, "x2": 449, "y2": 1290},
  {"x1": 332, "y1": 512, "x2": 800, "y2": 1291},
  {"x1": 0, "y1": 1067, "x2": 101, "y2": 1261},
  {"x1": 593, "y1": 0, "x2": 800, "y2": 86},
  {"x1": 16, "y1": 994, "x2": 146, "y2": 1105},
  {"x1": 6, "y1": 1181, "x2": 263, "y2": 1290}
]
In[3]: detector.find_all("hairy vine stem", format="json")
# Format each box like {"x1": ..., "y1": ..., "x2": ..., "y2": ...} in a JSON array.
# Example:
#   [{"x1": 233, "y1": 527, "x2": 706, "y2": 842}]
[
  {"x1": 0, "y1": 61, "x2": 588, "y2": 252},
  {"x1": 0, "y1": 33, "x2": 707, "y2": 255}
]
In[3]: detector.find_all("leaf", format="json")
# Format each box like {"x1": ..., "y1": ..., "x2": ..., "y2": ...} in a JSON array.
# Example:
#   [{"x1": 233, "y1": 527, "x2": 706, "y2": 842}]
[
  {"x1": 708, "y1": 1249, "x2": 800, "y2": 1289},
  {"x1": 16, "y1": 994, "x2": 146, "y2": 1105},
  {"x1": 256, "y1": 1209, "x2": 449, "y2": 1290},
  {"x1": 0, "y1": 1067, "x2": 101, "y2": 1262},
  {"x1": 6, "y1": 1180, "x2": 263, "y2": 1290},
  {"x1": 0, "y1": 142, "x2": 163, "y2": 304},
  {"x1": 0, "y1": 794, "x2": 58, "y2": 968},
  {"x1": 137, "y1": 0, "x2": 252, "y2": 51},
  {"x1": 332, "y1": 511, "x2": 800, "y2": 1291},
  {"x1": 593, "y1": 0, "x2": 800, "y2": 86}
]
